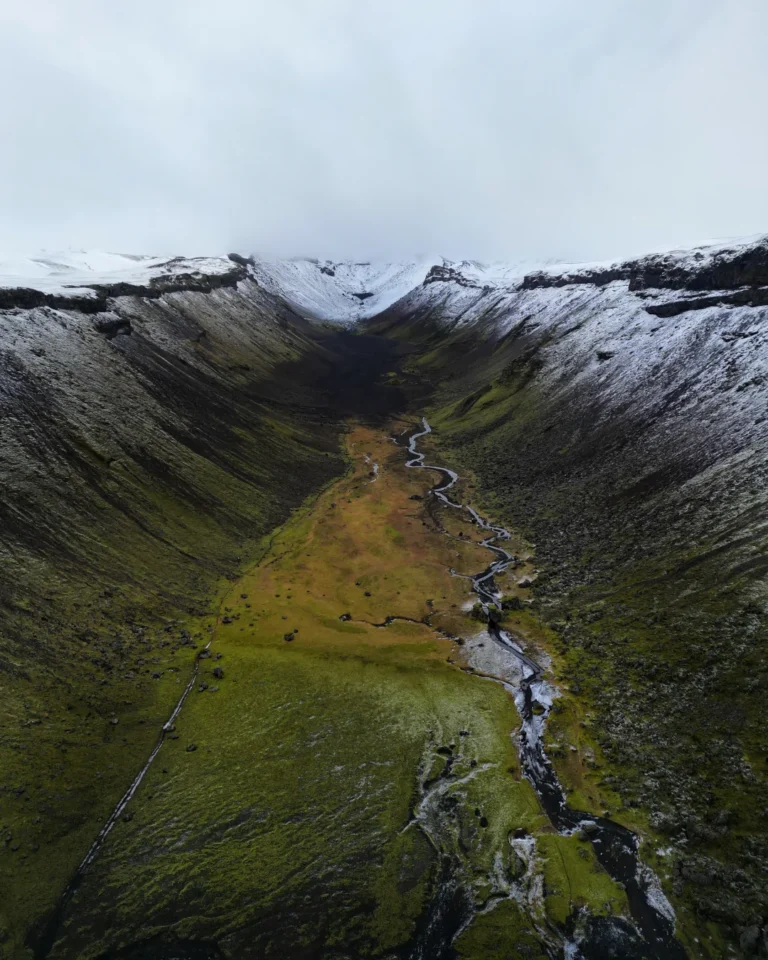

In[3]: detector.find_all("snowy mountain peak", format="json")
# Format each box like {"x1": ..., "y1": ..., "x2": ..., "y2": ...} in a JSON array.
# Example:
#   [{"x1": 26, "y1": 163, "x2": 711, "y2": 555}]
[{"x1": 249, "y1": 256, "x2": 441, "y2": 323}]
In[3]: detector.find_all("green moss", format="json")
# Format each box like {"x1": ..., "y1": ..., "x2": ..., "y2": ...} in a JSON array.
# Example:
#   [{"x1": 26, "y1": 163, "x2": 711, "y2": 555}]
[
  {"x1": 384, "y1": 524, "x2": 406, "y2": 547},
  {"x1": 48, "y1": 607, "x2": 536, "y2": 958},
  {"x1": 31, "y1": 425, "x2": 544, "y2": 959},
  {"x1": 454, "y1": 900, "x2": 548, "y2": 960},
  {"x1": 538, "y1": 834, "x2": 627, "y2": 925},
  {"x1": 0, "y1": 374, "x2": 348, "y2": 955}
]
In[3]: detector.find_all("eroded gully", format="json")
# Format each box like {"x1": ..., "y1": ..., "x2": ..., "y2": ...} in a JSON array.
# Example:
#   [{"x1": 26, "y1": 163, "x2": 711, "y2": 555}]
[{"x1": 399, "y1": 418, "x2": 688, "y2": 960}]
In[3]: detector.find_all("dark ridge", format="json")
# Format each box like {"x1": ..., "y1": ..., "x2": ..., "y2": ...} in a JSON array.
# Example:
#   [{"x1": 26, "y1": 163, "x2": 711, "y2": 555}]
[
  {"x1": 0, "y1": 262, "x2": 248, "y2": 315},
  {"x1": 423, "y1": 263, "x2": 489, "y2": 290},
  {"x1": 643, "y1": 285, "x2": 768, "y2": 316},
  {"x1": 521, "y1": 265, "x2": 630, "y2": 290},
  {"x1": 226, "y1": 252, "x2": 255, "y2": 268},
  {"x1": 521, "y1": 237, "x2": 768, "y2": 296}
]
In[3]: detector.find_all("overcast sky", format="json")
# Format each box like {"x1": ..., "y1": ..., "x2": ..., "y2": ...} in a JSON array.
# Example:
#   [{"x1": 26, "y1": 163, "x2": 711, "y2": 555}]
[{"x1": 1, "y1": 0, "x2": 766, "y2": 262}]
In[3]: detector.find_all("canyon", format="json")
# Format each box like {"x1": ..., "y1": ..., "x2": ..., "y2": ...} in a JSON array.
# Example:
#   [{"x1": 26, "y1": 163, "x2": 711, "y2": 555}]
[{"x1": 1, "y1": 238, "x2": 766, "y2": 959}]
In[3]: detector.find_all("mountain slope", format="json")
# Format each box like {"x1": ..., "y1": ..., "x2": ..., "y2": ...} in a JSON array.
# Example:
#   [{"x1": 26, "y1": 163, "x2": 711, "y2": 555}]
[
  {"x1": 0, "y1": 262, "x2": 411, "y2": 958},
  {"x1": 368, "y1": 234, "x2": 768, "y2": 957}
]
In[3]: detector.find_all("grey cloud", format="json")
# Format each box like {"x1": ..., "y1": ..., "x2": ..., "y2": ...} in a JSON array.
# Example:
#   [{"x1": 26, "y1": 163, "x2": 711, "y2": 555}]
[{"x1": 0, "y1": 0, "x2": 766, "y2": 261}]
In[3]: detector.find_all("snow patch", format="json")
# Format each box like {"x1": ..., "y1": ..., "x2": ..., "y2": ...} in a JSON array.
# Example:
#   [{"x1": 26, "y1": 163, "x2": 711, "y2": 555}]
[{"x1": 637, "y1": 863, "x2": 677, "y2": 925}]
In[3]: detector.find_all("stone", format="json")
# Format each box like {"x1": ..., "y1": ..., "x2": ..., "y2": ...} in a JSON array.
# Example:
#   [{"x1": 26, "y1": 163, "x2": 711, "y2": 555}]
[
  {"x1": 739, "y1": 926, "x2": 760, "y2": 953},
  {"x1": 508, "y1": 850, "x2": 527, "y2": 881},
  {"x1": 212, "y1": 666, "x2": 224, "y2": 679},
  {"x1": 186, "y1": 743, "x2": 197, "y2": 752}
]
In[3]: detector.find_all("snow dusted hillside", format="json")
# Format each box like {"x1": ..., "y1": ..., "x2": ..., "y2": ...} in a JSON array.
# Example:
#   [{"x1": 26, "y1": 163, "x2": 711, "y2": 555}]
[
  {"x1": 0, "y1": 250, "x2": 441, "y2": 324},
  {"x1": 373, "y1": 233, "x2": 768, "y2": 487},
  {"x1": 249, "y1": 257, "x2": 441, "y2": 323},
  {"x1": 3, "y1": 235, "x2": 766, "y2": 326}
]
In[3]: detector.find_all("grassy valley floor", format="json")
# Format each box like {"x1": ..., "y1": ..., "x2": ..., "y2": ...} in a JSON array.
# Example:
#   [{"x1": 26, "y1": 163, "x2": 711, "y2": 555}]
[{"x1": 44, "y1": 423, "x2": 629, "y2": 960}]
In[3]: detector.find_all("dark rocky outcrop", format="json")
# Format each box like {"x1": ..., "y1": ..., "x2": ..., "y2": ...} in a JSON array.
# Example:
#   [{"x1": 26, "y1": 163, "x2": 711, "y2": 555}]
[
  {"x1": 521, "y1": 238, "x2": 768, "y2": 309},
  {"x1": 0, "y1": 261, "x2": 249, "y2": 315}
]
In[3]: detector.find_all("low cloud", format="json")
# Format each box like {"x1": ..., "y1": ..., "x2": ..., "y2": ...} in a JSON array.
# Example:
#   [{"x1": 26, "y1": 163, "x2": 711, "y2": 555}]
[{"x1": 1, "y1": 0, "x2": 766, "y2": 261}]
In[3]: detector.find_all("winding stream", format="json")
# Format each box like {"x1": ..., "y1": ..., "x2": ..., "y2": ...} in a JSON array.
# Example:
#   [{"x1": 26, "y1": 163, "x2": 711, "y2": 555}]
[
  {"x1": 401, "y1": 418, "x2": 687, "y2": 960},
  {"x1": 35, "y1": 419, "x2": 687, "y2": 960}
]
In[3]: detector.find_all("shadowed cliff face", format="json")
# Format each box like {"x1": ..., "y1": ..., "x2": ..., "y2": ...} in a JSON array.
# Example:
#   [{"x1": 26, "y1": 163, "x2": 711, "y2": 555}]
[{"x1": 366, "y1": 250, "x2": 768, "y2": 957}]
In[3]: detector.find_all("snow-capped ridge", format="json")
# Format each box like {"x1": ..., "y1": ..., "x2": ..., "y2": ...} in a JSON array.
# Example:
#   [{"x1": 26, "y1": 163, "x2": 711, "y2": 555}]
[
  {"x1": 2, "y1": 233, "x2": 766, "y2": 326},
  {"x1": 0, "y1": 250, "x2": 238, "y2": 299}
]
